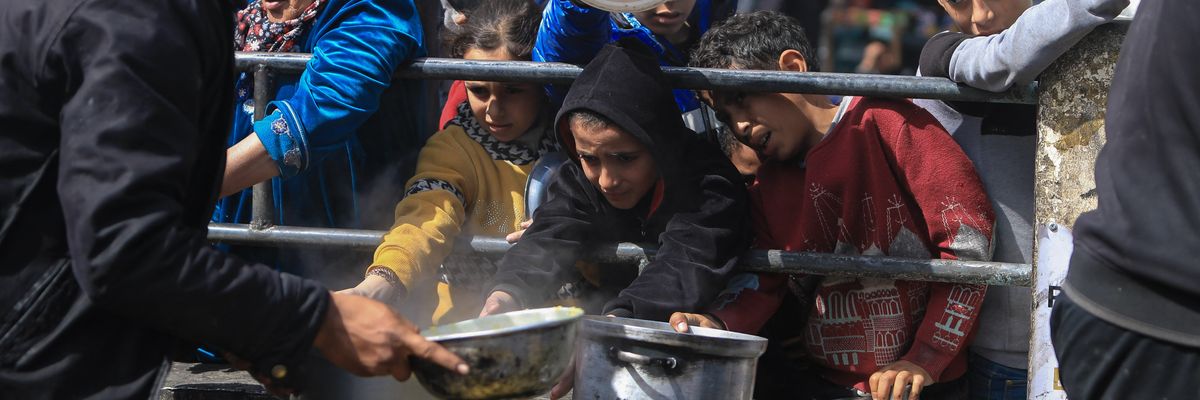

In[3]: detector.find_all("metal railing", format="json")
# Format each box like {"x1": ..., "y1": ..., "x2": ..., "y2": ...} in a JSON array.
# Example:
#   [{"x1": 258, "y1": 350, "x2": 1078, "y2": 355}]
[
  {"x1": 209, "y1": 223, "x2": 1031, "y2": 287},
  {"x1": 235, "y1": 52, "x2": 1038, "y2": 104},
  {"x1": 217, "y1": 51, "x2": 1035, "y2": 288}
]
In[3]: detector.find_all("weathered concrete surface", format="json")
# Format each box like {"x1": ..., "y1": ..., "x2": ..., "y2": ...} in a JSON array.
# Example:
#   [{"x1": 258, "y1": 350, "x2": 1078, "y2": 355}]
[
  {"x1": 1033, "y1": 23, "x2": 1128, "y2": 229},
  {"x1": 1029, "y1": 22, "x2": 1128, "y2": 400}
]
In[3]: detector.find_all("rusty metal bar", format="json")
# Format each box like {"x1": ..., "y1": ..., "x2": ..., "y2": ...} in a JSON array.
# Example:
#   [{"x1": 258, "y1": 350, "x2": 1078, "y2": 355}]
[
  {"x1": 233, "y1": 52, "x2": 1037, "y2": 104},
  {"x1": 250, "y1": 65, "x2": 275, "y2": 230},
  {"x1": 207, "y1": 223, "x2": 1031, "y2": 287}
]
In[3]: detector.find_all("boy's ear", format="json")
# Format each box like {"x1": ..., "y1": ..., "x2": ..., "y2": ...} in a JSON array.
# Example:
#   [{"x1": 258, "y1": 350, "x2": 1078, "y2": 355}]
[
  {"x1": 557, "y1": 117, "x2": 579, "y2": 160},
  {"x1": 777, "y1": 49, "x2": 809, "y2": 73}
]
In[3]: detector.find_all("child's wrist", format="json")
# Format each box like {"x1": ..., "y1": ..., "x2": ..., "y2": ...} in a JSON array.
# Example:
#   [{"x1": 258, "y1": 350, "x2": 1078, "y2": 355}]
[
  {"x1": 364, "y1": 266, "x2": 407, "y2": 301},
  {"x1": 704, "y1": 313, "x2": 727, "y2": 330}
]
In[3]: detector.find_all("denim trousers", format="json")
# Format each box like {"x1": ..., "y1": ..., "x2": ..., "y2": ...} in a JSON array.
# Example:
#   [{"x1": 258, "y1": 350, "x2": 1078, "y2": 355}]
[{"x1": 966, "y1": 351, "x2": 1026, "y2": 400}]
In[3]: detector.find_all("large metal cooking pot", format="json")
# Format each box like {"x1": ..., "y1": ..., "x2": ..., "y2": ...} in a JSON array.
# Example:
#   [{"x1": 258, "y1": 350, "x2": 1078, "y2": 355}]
[
  {"x1": 573, "y1": 316, "x2": 767, "y2": 400},
  {"x1": 412, "y1": 307, "x2": 583, "y2": 400}
]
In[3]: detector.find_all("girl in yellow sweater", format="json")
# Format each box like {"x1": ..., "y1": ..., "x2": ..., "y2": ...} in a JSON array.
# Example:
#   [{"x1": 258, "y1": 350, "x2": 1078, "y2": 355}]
[{"x1": 341, "y1": 0, "x2": 551, "y2": 326}]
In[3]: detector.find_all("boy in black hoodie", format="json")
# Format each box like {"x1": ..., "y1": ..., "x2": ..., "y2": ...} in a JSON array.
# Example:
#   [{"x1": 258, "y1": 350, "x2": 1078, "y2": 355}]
[{"x1": 478, "y1": 38, "x2": 750, "y2": 322}]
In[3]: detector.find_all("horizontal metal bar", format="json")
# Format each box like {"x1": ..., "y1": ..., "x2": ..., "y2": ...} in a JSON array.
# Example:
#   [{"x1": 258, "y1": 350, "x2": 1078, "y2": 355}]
[
  {"x1": 208, "y1": 223, "x2": 1030, "y2": 286},
  {"x1": 236, "y1": 52, "x2": 310, "y2": 72},
  {"x1": 234, "y1": 52, "x2": 1036, "y2": 104},
  {"x1": 210, "y1": 223, "x2": 384, "y2": 248}
]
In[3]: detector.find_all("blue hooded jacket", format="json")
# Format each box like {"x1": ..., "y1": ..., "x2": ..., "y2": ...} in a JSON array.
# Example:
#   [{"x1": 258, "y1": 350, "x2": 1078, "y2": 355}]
[
  {"x1": 214, "y1": 0, "x2": 427, "y2": 230},
  {"x1": 533, "y1": 0, "x2": 734, "y2": 114}
]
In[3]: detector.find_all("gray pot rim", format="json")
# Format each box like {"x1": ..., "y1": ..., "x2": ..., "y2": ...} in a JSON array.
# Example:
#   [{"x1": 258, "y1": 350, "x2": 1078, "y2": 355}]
[
  {"x1": 580, "y1": 316, "x2": 767, "y2": 358},
  {"x1": 421, "y1": 307, "x2": 584, "y2": 342}
]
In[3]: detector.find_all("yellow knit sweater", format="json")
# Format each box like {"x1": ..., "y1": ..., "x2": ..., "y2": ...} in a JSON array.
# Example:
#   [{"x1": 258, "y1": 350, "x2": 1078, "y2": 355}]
[{"x1": 370, "y1": 111, "x2": 551, "y2": 325}]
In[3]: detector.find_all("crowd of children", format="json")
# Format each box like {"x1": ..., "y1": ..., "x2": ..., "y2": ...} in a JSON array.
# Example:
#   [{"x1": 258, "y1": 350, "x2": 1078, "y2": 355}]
[
  {"x1": 4, "y1": 0, "x2": 1176, "y2": 396},
  {"x1": 245, "y1": 0, "x2": 1133, "y2": 399}
]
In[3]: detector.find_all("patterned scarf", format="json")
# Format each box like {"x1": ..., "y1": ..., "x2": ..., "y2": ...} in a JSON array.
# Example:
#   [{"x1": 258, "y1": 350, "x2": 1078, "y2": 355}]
[
  {"x1": 234, "y1": 0, "x2": 325, "y2": 53},
  {"x1": 448, "y1": 102, "x2": 556, "y2": 165}
]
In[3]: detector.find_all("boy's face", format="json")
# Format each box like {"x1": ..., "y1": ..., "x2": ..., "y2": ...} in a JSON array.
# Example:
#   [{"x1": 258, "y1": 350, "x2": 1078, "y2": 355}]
[
  {"x1": 634, "y1": 0, "x2": 698, "y2": 37},
  {"x1": 700, "y1": 49, "x2": 826, "y2": 164},
  {"x1": 706, "y1": 91, "x2": 821, "y2": 163},
  {"x1": 937, "y1": 0, "x2": 1031, "y2": 36},
  {"x1": 571, "y1": 120, "x2": 658, "y2": 210},
  {"x1": 463, "y1": 47, "x2": 544, "y2": 142}
]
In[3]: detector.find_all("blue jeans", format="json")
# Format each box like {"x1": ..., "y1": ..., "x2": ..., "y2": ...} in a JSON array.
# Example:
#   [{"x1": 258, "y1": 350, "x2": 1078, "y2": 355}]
[{"x1": 967, "y1": 351, "x2": 1027, "y2": 400}]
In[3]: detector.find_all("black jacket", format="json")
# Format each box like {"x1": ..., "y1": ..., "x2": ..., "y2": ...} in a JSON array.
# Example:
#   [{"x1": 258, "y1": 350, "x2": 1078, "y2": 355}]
[
  {"x1": 489, "y1": 39, "x2": 750, "y2": 321},
  {"x1": 1064, "y1": 0, "x2": 1200, "y2": 347},
  {"x1": 0, "y1": 0, "x2": 328, "y2": 397}
]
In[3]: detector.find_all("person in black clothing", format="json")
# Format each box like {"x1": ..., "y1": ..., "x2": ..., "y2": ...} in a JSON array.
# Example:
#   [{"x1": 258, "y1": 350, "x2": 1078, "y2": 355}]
[
  {"x1": 478, "y1": 38, "x2": 750, "y2": 322},
  {"x1": 0, "y1": 0, "x2": 465, "y2": 398},
  {"x1": 1051, "y1": 0, "x2": 1200, "y2": 398}
]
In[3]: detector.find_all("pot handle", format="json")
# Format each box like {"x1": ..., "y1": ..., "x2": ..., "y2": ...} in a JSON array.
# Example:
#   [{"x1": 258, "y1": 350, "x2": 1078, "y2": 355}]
[{"x1": 609, "y1": 347, "x2": 678, "y2": 371}]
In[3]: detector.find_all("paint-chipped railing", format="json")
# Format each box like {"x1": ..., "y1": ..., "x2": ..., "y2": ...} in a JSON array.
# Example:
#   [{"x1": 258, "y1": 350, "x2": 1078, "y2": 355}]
[
  {"x1": 221, "y1": 51, "x2": 1036, "y2": 288},
  {"x1": 207, "y1": 222, "x2": 1029, "y2": 287}
]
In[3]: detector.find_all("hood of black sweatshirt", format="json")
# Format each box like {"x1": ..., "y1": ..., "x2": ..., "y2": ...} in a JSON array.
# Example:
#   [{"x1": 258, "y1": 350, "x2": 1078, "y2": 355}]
[{"x1": 553, "y1": 38, "x2": 696, "y2": 189}]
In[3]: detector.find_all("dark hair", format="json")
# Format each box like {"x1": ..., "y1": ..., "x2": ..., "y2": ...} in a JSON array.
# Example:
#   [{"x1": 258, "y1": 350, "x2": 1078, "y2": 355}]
[
  {"x1": 714, "y1": 125, "x2": 739, "y2": 157},
  {"x1": 566, "y1": 109, "x2": 614, "y2": 132},
  {"x1": 444, "y1": 0, "x2": 481, "y2": 12},
  {"x1": 689, "y1": 11, "x2": 819, "y2": 72},
  {"x1": 444, "y1": 0, "x2": 541, "y2": 60}
]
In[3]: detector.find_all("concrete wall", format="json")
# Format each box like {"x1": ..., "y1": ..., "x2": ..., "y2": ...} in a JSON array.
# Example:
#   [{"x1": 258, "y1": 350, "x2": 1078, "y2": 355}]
[
  {"x1": 1029, "y1": 22, "x2": 1128, "y2": 399},
  {"x1": 1033, "y1": 23, "x2": 1127, "y2": 230}
]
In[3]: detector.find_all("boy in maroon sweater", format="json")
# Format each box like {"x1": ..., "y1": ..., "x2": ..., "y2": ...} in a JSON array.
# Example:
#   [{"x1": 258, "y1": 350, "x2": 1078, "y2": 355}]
[{"x1": 671, "y1": 12, "x2": 995, "y2": 400}]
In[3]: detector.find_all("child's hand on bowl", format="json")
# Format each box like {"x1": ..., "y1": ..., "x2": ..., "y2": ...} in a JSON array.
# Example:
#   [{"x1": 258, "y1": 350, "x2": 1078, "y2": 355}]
[
  {"x1": 668, "y1": 312, "x2": 725, "y2": 333},
  {"x1": 479, "y1": 290, "x2": 521, "y2": 317}
]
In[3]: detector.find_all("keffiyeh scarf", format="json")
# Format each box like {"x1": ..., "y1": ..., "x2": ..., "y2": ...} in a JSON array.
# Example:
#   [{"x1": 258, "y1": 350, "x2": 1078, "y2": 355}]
[
  {"x1": 234, "y1": 0, "x2": 325, "y2": 53},
  {"x1": 448, "y1": 101, "x2": 556, "y2": 165}
]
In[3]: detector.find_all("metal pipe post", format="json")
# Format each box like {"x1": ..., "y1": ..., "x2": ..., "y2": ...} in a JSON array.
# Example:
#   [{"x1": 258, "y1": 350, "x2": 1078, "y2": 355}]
[
  {"x1": 250, "y1": 65, "x2": 275, "y2": 230},
  {"x1": 1028, "y1": 22, "x2": 1126, "y2": 399}
]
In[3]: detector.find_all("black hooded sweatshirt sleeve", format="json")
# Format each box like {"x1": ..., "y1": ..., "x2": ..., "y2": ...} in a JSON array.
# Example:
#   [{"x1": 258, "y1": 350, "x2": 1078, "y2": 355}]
[
  {"x1": 0, "y1": 0, "x2": 327, "y2": 393},
  {"x1": 1064, "y1": 0, "x2": 1200, "y2": 347},
  {"x1": 489, "y1": 39, "x2": 750, "y2": 321}
]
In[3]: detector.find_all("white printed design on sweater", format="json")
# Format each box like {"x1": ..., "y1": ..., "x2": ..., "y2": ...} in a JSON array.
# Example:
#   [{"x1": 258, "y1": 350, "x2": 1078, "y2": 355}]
[{"x1": 803, "y1": 183, "x2": 988, "y2": 367}]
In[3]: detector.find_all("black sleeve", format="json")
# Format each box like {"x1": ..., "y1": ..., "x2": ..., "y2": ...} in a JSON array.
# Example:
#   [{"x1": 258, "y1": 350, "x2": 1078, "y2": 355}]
[
  {"x1": 919, "y1": 31, "x2": 971, "y2": 79},
  {"x1": 490, "y1": 164, "x2": 598, "y2": 307},
  {"x1": 1074, "y1": 0, "x2": 1200, "y2": 293},
  {"x1": 919, "y1": 31, "x2": 992, "y2": 117},
  {"x1": 53, "y1": 0, "x2": 328, "y2": 382},
  {"x1": 603, "y1": 143, "x2": 751, "y2": 321}
]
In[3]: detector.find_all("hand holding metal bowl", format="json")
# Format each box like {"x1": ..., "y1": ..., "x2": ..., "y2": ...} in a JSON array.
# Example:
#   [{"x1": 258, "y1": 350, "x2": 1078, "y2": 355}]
[
  {"x1": 410, "y1": 307, "x2": 584, "y2": 400},
  {"x1": 575, "y1": 0, "x2": 669, "y2": 12}
]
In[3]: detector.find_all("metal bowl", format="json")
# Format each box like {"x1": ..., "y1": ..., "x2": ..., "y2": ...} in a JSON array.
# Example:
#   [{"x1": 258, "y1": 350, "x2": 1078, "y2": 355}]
[
  {"x1": 576, "y1": 0, "x2": 668, "y2": 12},
  {"x1": 411, "y1": 307, "x2": 584, "y2": 400}
]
